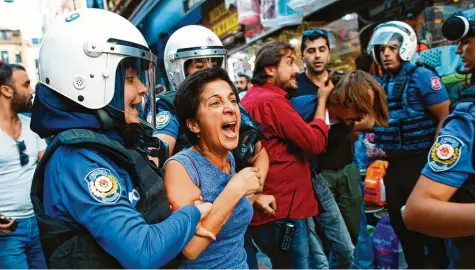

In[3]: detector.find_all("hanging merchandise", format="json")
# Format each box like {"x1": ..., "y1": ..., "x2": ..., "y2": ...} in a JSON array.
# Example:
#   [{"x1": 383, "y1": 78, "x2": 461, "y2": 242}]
[
  {"x1": 372, "y1": 214, "x2": 407, "y2": 269},
  {"x1": 277, "y1": 0, "x2": 304, "y2": 26},
  {"x1": 260, "y1": 0, "x2": 277, "y2": 28},
  {"x1": 287, "y1": 0, "x2": 336, "y2": 14},
  {"x1": 364, "y1": 160, "x2": 388, "y2": 207},
  {"x1": 224, "y1": 0, "x2": 237, "y2": 9},
  {"x1": 260, "y1": 0, "x2": 304, "y2": 28},
  {"x1": 237, "y1": 0, "x2": 260, "y2": 25}
]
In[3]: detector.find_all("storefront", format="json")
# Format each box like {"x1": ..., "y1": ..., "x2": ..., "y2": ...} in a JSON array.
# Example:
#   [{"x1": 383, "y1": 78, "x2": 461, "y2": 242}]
[
  {"x1": 225, "y1": 0, "x2": 473, "y2": 84},
  {"x1": 226, "y1": 0, "x2": 363, "y2": 80}
]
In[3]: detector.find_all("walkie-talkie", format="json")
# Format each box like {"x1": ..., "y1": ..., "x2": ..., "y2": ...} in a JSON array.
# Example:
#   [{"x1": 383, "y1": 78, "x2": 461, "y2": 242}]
[{"x1": 280, "y1": 190, "x2": 296, "y2": 251}]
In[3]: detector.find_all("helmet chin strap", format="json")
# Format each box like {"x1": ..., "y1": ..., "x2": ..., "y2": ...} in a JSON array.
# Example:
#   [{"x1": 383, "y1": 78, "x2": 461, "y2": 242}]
[
  {"x1": 96, "y1": 107, "x2": 143, "y2": 147},
  {"x1": 96, "y1": 109, "x2": 116, "y2": 130}
]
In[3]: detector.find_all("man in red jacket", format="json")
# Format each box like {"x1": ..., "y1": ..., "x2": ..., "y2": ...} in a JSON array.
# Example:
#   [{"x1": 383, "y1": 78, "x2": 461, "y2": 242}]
[{"x1": 241, "y1": 41, "x2": 333, "y2": 268}]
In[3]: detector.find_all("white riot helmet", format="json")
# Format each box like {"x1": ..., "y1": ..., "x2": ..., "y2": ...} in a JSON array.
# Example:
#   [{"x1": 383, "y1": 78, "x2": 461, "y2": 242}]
[
  {"x1": 367, "y1": 21, "x2": 417, "y2": 64},
  {"x1": 39, "y1": 9, "x2": 157, "y2": 128},
  {"x1": 164, "y1": 25, "x2": 227, "y2": 87}
]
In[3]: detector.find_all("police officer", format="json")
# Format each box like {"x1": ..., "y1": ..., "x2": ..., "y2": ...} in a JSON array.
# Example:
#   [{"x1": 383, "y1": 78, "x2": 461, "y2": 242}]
[
  {"x1": 29, "y1": 9, "x2": 213, "y2": 268},
  {"x1": 367, "y1": 21, "x2": 451, "y2": 268},
  {"x1": 151, "y1": 25, "x2": 226, "y2": 155},
  {"x1": 444, "y1": 8, "x2": 475, "y2": 105},
  {"x1": 404, "y1": 8, "x2": 475, "y2": 269}
]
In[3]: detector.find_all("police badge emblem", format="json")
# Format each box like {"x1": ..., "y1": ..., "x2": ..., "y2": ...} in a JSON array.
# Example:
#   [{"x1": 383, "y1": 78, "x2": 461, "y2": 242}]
[
  {"x1": 85, "y1": 168, "x2": 121, "y2": 204},
  {"x1": 428, "y1": 135, "x2": 464, "y2": 172},
  {"x1": 155, "y1": 111, "x2": 171, "y2": 130}
]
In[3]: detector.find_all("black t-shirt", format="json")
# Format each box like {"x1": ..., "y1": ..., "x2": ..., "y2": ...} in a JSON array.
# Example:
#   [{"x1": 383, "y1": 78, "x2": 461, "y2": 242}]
[{"x1": 317, "y1": 122, "x2": 354, "y2": 170}]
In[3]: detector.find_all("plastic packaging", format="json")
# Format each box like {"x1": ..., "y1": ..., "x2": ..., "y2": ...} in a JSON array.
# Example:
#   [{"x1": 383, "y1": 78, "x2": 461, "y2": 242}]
[
  {"x1": 260, "y1": 0, "x2": 303, "y2": 27},
  {"x1": 276, "y1": 0, "x2": 303, "y2": 26},
  {"x1": 364, "y1": 160, "x2": 388, "y2": 207},
  {"x1": 237, "y1": 0, "x2": 260, "y2": 26},
  {"x1": 287, "y1": 0, "x2": 331, "y2": 14},
  {"x1": 260, "y1": 0, "x2": 277, "y2": 28},
  {"x1": 372, "y1": 214, "x2": 400, "y2": 269}
]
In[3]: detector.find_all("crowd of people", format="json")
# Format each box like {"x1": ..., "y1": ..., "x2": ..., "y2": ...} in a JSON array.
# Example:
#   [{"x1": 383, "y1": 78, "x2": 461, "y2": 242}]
[{"x1": 0, "y1": 6, "x2": 474, "y2": 270}]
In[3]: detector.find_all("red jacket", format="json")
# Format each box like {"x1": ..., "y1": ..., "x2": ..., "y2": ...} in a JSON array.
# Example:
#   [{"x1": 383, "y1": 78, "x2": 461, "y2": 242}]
[{"x1": 241, "y1": 83, "x2": 329, "y2": 225}]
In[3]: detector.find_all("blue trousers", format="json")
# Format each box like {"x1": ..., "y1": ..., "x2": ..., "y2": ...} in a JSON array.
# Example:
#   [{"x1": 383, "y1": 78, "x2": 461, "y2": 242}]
[
  {"x1": 0, "y1": 216, "x2": 47, "y2": 269},
  {"x1": 311, "y1": 173, "x2": 355, "y2": 268},
  {"x1": 250, "y1": 218, "x2": 311, "y2": 269}
]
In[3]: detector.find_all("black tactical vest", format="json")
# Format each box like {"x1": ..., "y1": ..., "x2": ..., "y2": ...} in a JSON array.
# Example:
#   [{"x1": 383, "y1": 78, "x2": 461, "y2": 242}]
[
  {"x1": 374, "y1": 64, "x2": 438, "y2": 154},
  {"x1": 30, "y1": 129, "x2": 172, "y2": 268}
]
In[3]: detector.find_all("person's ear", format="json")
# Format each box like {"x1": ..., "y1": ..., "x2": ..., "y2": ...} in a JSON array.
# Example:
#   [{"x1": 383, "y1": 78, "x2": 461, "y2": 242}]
[
  {"x1": 186, "y1": 118, "x2": 200, "y2": 135},
  {"x1": 264, "y1": 66, "x2": 276, "y2": 77},
  {"x1": 0, "y1": 85, "x2": 13, "y2": 98}
]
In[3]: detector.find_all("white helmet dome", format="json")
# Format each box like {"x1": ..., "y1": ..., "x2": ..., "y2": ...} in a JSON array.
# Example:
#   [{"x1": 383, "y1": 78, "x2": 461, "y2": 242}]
[
  {"x1": 164, "y1": 25, "x2": 227, "y2": 87},
  {"x1": 367, "y1": 21, "x2": 417, "y2": 64},
  {"x1": 39, "y1": 8, "x2": 157, "y2": 111}
]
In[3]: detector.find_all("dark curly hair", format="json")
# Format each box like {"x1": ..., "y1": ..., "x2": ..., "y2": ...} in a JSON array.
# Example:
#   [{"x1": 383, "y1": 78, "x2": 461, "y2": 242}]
[{"x1": 174, "y1": 67, "x2": 238, "y2": 145}]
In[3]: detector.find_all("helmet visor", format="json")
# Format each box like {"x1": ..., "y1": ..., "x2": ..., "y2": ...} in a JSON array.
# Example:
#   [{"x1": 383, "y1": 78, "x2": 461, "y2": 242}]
[
  {"x1": 109, "y1": 57, "x2": 157, "y2": 129},
  {"x1": 367, "y1": 32, "x2": 403, "y2": 55},
  {"x1": 184, "y1": 57, "x2": 226, "y2": 76}
]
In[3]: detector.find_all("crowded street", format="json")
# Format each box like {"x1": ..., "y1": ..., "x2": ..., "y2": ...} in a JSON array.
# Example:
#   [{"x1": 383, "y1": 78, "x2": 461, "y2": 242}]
[{"x1": 0, "y1": 0, "x2": 474, "y2": 269}]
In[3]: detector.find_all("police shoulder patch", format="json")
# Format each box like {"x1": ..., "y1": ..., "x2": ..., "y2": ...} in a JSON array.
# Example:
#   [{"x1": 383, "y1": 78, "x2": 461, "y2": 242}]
[
  {"x1": 155, "y1": 111, "x2": 171, "y2": 129},
  {"x1": 431, "y1": 77, "x2": 442, "y2": 90},
  {"x1": 84, "y1": 168, "x2": 121, "y2": 204},
  {"x1": 428, "y1": 135, "x2": 464, "y2": 172}
]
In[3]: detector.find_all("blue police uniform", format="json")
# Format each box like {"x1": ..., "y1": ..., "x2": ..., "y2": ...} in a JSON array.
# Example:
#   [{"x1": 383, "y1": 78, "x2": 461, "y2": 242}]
[
  {"x1": 152, "y1": 100, "x2": 180, "y2": 139},
  {"x1": 43, "y1": 138, "x2": 199, "y2": 268},
  {"x1": 374, "y1": 62, "x2": 451, "y2": 269},
  {"x1": 422, "y1": 102, "x2": 475, "y2": 187},
  {"x1": 421, "y1": 101, "x2": 475, "y2": 269},
  {"x1": 30, "y1": 85, "x2": 201, "y2": 269},
  {"x1": 374, "y1": 62, "x2": 449, "y2": 155}
]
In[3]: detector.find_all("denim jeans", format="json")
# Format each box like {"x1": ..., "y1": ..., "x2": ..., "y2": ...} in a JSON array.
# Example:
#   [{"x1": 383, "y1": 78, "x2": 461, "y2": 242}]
[
  {"x1": 244, "y1": 228, "x2": 258, "y2": 269},
  {"x1": 307, "y1": 217, "x2": 329, "y2": 268},
  {"x1": 250, "y1": 218, "x2": 310, "y2": 269},
  {"x1": 0, "y1": 216, "x2": 46, "y2": 269},
  {"x1": 312, "y1": 172, "x2": 355, "y2": 269}
]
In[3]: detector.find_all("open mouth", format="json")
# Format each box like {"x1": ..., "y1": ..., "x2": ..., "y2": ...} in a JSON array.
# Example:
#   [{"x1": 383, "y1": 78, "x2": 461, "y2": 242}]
[
  {"x1": 221, "y1": 120, "x2": 237, "y2": 139},
  {"x1": 128, "y1": 104, "x2": 139, "y2": 116}
]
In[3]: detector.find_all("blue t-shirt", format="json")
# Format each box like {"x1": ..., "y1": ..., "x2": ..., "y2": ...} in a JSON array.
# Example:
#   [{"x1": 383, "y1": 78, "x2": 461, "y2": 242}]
[
  {"x1": 380, "y1": 62, "x2": 449, "y2": 111},
  {"x1": 167, "y1": 149, "x2": 252, "y2": 269},
  {"x1": 296, "y1": 71, "x2": 318, "y2": 97},
  {"x1": 43, "y1": 133, "x2": 201, "y2": 268},
  {"x1": 421, "y1": 102, "x2": 475, "y2": 188}
]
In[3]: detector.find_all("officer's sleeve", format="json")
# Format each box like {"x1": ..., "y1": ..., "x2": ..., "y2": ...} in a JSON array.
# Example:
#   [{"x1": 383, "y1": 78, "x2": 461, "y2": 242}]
[
  {"x1": 414, "y1": 68, "x2": 449, "y2": 106},
  {"x1": 421, "y1": 104, "x2": 475, "y2": 187},
  {"x1": 51, "y1": 147, "x2": 200, "y2": 268},
  {"x1": 151, "y1": 100, "x2": 180, "y2": 138}
]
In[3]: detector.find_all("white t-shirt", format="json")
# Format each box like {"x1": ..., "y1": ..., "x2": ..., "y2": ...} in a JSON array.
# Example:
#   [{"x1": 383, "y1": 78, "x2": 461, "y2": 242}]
[
  {"x1": 0, "y1": 114, "x2": 47, "y2": 219},
  {"x1": 325, "y1": 109, "x2": 340, "y2": 126}
]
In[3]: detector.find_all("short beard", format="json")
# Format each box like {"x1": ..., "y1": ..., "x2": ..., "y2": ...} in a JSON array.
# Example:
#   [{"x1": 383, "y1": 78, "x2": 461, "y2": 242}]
[
  {"x1": 305, "y1": 61, "x2": 327, "y2": 76},
  {"x1": 12, "y1": 90, "x2": 32, "y2": 113}
]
